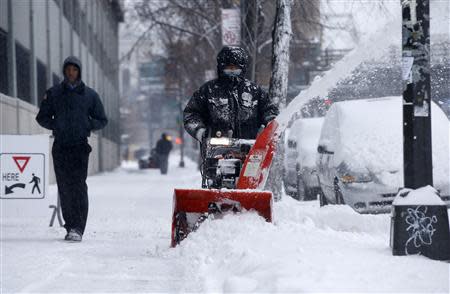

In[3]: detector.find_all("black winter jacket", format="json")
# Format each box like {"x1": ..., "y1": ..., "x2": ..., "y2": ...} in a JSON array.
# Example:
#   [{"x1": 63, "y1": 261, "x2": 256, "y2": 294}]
[
  {"x1": 183, "y1": 46, "x2": 279, "y2": 140},
  {"x1": 156, "y1": 138, "x2": 173, "y2": 155},
  {"x1": 36, "y1": 56, "x2": 107, "y2": 146}
]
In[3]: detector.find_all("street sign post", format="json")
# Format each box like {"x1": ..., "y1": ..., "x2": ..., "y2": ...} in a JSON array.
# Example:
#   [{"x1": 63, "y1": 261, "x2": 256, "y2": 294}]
[{"x1": 0, "y1": 135, "x2": 49, "y2": 199}]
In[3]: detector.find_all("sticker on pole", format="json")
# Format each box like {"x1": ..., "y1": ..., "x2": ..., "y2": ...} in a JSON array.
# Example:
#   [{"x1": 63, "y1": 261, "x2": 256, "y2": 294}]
[
  {"x1": 221, "y1": 9, "x2": 241, "y2": 46},
  {"x1": 402, "y1": 56, "x2": 414, "y2": 83},
  {"x1": 0, "y1": 135, "x2": 49, "y2": 199}
]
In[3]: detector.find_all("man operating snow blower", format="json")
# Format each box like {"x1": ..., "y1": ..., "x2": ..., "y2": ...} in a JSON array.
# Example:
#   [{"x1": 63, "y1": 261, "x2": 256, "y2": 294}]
[
  {"x1": 171, "y1": 46, "x2": 279, "y2": 246},
  {"x1": 184, "y1": 46, "x2": 279, "y2": 186}
]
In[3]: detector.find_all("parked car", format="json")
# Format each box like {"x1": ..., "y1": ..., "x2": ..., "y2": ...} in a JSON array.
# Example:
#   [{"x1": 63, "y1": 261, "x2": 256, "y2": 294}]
[
  {"x1": 285, "y1": 117, "x2": 324, "y2": 200},
  {"x1": 316, "y1": 96, "x2": 450, "y2": 213},
  {"x1": 138, "y1": 148, "x2": 160, "y2": 169}
]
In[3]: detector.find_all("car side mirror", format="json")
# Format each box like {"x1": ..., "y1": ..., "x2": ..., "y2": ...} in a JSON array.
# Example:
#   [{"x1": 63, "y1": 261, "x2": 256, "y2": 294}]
[{"x1": 318, "y1": 145, "x2": 334, "y2": 155}]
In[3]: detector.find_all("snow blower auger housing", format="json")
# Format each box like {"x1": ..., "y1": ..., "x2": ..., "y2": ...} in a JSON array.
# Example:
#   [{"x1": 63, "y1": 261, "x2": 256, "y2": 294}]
[{"x1": 171, "y1": 121, "x2": 279, "y2": 247}]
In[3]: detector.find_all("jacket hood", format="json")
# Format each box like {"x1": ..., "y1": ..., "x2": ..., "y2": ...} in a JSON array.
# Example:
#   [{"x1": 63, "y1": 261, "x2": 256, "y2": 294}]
[
  {"x1": 63, "y1": 56, "x2": 82, "y2": 81},
  {"x1": 216, "y1": 46, "x2": 248, "y2": 79}
]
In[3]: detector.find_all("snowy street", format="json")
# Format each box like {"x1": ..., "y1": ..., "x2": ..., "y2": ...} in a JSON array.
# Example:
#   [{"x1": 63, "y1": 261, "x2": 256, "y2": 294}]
[{"x1": 2, "y1": 155, "x2": 449, "y2": 293}]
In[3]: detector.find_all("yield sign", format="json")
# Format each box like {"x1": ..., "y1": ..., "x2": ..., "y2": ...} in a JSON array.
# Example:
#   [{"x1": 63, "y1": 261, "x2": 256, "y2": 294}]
[{"x1": 13, "y1": 156, "x2": 31, "y2": 173}]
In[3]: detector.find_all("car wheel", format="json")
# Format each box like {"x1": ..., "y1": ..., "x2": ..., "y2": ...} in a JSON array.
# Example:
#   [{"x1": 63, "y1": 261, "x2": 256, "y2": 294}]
[
  {"x1": 334, "y1": 182, "x2": 345, "y2": 205},
  {"x1": 319, "y1": 190, "x2": 328, "y2": 207},
  {"x1": 296, "y1": 175, "x2": 307, "y2": 201},
  {"x1": 309, "y1": 187, "x2": 321, "y2": 201}
]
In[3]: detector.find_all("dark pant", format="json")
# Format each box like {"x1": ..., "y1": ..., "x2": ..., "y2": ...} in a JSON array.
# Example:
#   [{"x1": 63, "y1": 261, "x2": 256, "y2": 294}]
[
  {"x1": 52, "y1": 142, "x2": 91, "y2": 235},
  {"x1": 158, "y1": 154, "x2": 169, "y2": 175}
]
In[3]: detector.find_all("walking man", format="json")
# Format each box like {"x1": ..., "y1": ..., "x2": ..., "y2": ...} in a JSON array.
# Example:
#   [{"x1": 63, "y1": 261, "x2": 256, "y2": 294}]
[
  {"x1": 29, "y1": 173, "x2": 41, "y2": 194},
  {"x1": 36, "y1": 56, "x2": 107, "y2": 242},
  {"x1": 155, "y1": 133, "x2": 173, "y2": 175}
]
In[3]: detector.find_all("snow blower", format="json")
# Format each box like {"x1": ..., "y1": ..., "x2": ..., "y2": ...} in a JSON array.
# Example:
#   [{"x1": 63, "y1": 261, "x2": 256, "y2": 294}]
[{"x1": 171, "y1": 121, "x2": 279, "y2": 247}]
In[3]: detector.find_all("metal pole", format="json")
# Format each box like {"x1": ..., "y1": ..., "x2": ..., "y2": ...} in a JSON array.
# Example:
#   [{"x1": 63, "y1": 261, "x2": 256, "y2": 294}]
[
  {"x1": 59, "y1": 0, "x2": 63, "y2": 69},
  {"x1": 179, "y1": 95, "x2": 185, "y2": 168},
  {"x1": 7, "y1": 0, "x2": 17, "y2": 98},
  {"x1": 251, "y1": 0, "x2": 258, "y2": 81},
  {"x1": 402, "y1": 0, "x2": 433, "y2": 189},
  {"x1": 29, "y1": 0, "x2": 38, "y2": 106},
  {"x1": 45, "y1": 0, "x2": 52, "y2": 89},
  {"x1": 69, "y1": 0, "x2": 74, "y2": 56}
]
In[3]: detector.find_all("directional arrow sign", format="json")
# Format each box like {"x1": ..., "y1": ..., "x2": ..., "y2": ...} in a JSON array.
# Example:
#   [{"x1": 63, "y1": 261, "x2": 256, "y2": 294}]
[
  {"x1": 5, "y1": 183, "x2": 26, "y2": 195},
  {"x1": 1, "y1": 136, "x2": 49, "y2": 199}
]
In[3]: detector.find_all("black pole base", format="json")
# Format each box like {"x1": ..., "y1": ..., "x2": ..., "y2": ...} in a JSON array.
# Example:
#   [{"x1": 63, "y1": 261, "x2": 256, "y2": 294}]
[
  {"x1": 179, "y1": 160, "x2": 185, "y2": 168},
  {"x1": 390, "y1": 204, "x2": 450, "y2": 261}
]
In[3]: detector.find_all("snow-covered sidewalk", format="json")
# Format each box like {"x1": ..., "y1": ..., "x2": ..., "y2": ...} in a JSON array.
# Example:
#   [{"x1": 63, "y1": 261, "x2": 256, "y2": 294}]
[{"x1": 1, "y1": 156, "x2": 449, "y2": 293}]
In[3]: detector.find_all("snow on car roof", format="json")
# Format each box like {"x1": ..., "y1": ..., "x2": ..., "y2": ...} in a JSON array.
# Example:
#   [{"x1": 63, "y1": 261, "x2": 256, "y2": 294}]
[{"x1": 319, "y1": 96, "x2": 449, "y2": 188}]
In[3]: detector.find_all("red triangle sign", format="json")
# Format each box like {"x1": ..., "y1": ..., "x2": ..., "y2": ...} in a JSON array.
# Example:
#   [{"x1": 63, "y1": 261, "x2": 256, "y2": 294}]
[{"x1": 13, "y1": 156, "x2": 31, "y2": 173}]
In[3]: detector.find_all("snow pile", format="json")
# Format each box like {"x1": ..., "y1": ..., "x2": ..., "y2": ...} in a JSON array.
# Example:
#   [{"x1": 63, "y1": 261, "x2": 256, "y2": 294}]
[
  {"x1": 169, "y1": 197, "x2": 449, "y2": 293},
  {"x1": 3, "y1": 156, "x2": 450, "y2": 293},
  {"x1": 289, "y1": 117, "x2": 324, "y2": 168},
  {"x1": 393, "y1": 186, "x2": 446, "y2": 206}
]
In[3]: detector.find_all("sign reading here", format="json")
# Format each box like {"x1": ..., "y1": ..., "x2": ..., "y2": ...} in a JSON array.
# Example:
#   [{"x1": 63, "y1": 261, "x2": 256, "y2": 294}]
[
  {"x1": 1, "y1": 135, "x2": 49, "y2": 200},
  {"x1": 1, "y1": 153, "x2": 46, "y2": 199}
]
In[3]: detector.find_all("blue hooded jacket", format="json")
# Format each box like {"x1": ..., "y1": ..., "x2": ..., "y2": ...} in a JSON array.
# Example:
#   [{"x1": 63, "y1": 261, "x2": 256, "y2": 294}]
[{"x1": 36, "y1": 56, "x2": 108, "y2": 146}]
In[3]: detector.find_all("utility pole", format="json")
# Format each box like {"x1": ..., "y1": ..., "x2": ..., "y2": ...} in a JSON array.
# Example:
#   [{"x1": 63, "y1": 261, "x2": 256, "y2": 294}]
[
  {"x1": 390, "y1": 0, "x2": 450, "y2": 261},
  {"x1": 402, "y1": 0, "x2": 433, "y2": 189}
]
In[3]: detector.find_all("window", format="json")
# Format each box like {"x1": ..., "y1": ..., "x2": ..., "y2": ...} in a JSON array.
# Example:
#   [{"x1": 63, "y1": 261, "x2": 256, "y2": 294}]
[
  {"x1": 15, "y1": 42, "x2": 31, "y2": 103},
  {"x1": 63, "y1": 0, "x2": 71, "y2": 23},
  {"x1": 73, "y1": 0, "x2": 80, "y2": 34},
  {"x1": 37, "y1": 59, "x2": 47, "y2": 105},
  {"x1": 80, "y1": 12, "x2": 87, "y2": 43},
  {"x1": 0, "y1": 29, "x2": 8, "y2": 95}
]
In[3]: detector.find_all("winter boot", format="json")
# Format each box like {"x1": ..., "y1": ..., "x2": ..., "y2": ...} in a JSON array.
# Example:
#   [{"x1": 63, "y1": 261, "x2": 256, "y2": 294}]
[{"x1": 66, "y1": 229, "x2": 82, "y2": 242}]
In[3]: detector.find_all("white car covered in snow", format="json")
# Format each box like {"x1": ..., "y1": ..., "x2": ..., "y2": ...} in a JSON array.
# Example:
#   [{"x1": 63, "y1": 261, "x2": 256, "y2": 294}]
[
  {"x1": 285, "y1": 117, "x2": 324, "y2": 200},
  {"x1": 316, "y1": 96, "x2": 450, "y2": 213}
]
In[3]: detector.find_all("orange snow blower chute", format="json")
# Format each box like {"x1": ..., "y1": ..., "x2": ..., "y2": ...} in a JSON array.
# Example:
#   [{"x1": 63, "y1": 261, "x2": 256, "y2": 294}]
[{"x1": 171, "y1": 121, "x2": 279, "y2": 247}]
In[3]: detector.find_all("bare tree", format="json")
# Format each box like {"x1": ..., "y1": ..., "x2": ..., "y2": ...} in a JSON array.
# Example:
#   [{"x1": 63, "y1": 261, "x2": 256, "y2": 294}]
[
  {"x1": 132, "y1": 0, "x2": 225, "y2": 94},
  {"x1": 265, "y1": 0, "x2": 292, "y2": 201},
  {"x1": 268, "y1": 0, "x2": 292, "y2": 108}
]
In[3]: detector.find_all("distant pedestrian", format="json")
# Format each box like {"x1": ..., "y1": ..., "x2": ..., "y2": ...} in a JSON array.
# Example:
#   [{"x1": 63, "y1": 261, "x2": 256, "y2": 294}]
[
  {"x1": 155, "y1": 133, "x2": 173, "y2": 175},
  {"x1": 36, "y1": 56, "x2": 107, "y2": 242},
  {"x1": 29, "y1": 173, "x2": 41, "y2": 194}
]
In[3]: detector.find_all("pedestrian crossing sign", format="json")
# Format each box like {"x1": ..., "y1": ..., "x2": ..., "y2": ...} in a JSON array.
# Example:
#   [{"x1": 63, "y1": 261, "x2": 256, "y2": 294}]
[{"x1": 1, "y1": 135, "x2": 49, "y2": 199}]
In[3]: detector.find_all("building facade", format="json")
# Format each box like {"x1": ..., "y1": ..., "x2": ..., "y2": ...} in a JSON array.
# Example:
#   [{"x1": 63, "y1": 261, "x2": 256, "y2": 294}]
[{"x1": 0, "y1": 0, "x2": 123, "y2": 174}]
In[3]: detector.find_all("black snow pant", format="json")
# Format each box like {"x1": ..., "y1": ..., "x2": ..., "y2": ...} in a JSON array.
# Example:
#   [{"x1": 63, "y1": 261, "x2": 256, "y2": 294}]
[
  {"x1": 158, "y1": 154, "x2": 169, "y2": 175},
  {"x1": 52, "y1": 141, "x2": 92, "y2": 235}
]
